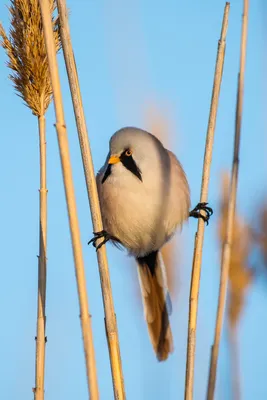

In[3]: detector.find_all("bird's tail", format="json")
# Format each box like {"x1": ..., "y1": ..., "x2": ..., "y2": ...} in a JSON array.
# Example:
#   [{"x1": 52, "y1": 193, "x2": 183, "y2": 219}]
[{"x1": 136, "y1": 251, "x2": 173, "y2": 361}]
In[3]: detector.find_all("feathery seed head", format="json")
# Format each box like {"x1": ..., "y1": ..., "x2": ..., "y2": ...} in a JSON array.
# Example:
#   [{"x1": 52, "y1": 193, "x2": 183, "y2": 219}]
[{"x1": 0, "y1": 0, "x2": 61, "y2": 116}]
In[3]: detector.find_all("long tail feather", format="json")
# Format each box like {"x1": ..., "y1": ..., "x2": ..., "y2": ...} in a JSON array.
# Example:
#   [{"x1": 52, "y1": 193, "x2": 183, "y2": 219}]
[{"x1": 136, "y1": 251, "x2": 173, "y2": 361}]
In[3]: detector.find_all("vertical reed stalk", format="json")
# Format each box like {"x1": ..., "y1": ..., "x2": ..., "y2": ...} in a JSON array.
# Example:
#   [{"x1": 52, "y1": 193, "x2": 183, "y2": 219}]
[
  {"x1": 184, "y1": 4, "x2": 230, "y2": 400},
  {"x1": 206, "y1": 2, "x2": 249, "y2": 399},
  {"x1": 55, "y1": 1, "x2": 125, "y2": 398},
  {"x1": 34, "y1": 113, "x2": 47, "y2": 400},
  {"x1": 38, "y1": 0, "x2": 99, "y2": 398}
]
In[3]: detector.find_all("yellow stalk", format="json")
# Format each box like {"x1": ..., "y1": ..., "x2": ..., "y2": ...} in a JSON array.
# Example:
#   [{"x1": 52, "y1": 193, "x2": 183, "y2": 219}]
[
  {"x1": 55, "y1": 1, "x2": 125, "y2": 398},
  {"x1": 38, "y1": 0, "x2": 99, "y2": 398},
  {"x1": 206, "y1": 2, "x2": 249, "y2": 398},
  {"x1": 184, "y1": 4, "x2": 230, "y2": 400},
  {"x1": 33, "y1": 114, "x2": 48, "y2": 400}
]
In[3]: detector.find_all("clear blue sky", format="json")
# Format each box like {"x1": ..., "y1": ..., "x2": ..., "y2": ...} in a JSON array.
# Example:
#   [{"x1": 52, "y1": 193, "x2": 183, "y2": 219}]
[{"x1": 0, "y1": 0, "x2": 266, "y2": 399}]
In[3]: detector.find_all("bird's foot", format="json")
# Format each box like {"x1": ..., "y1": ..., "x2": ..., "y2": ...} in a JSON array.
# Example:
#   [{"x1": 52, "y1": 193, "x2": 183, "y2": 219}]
[
  {"x1": 88, "y1": 230, "x2": 115, "y2": 251},
  {"x1": 189, "y1": 202, "x2": 213, "y2": 225}
]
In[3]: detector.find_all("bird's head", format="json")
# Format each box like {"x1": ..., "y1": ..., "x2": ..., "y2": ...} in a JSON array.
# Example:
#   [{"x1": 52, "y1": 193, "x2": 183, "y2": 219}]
[{"x1": 101, "y1": 127, "x2": 166, "y2": 184}]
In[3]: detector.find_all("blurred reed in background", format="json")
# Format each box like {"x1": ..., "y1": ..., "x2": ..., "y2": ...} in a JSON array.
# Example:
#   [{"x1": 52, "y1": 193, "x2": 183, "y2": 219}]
[
  {"x1": 144, "y1": 103, "x2": 182, "y2": 298},
  {"x1": 218, "y1": 172, "x2": 254, "y2": 399}
]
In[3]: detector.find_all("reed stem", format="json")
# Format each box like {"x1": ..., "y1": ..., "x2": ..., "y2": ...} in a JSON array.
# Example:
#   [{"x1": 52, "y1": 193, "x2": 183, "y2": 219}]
[
  {"x1": 34, "y1": 114, "x2": 47, "y2": 400},
  {"x1": 38, "y1": 1, "x2": 99, "y2": 397},
  {"x1": 206, "y1": 1, "x2": 249, "y2": 398},
  {"x1": 56, "y1": 1, "x2": 125, "y2": 398},
  {"x1": 184, "y1": 4, "x2": 230, "y2": 399}
]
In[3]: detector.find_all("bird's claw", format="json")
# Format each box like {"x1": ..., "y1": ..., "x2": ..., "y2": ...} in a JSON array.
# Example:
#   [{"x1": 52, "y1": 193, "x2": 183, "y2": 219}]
[
  {"x1": 189, "y1": 202, "x2": 213, "y2": 225},
  {"x1": 88, "y1": 230, "x2": 111, "y2": 251}
]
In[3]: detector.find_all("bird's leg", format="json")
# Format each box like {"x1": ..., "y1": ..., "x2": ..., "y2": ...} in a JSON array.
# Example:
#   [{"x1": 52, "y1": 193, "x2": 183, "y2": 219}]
[
  {"x1": 189, "y1": 202, "x2": 213, "y2": 225},
  {"x1": 88, "y1": 230, "x2": 118, "y2": 251}
]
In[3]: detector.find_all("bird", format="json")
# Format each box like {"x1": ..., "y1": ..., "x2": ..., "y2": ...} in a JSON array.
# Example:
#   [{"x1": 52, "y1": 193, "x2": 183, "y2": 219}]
[{"x1": 89, "y1": 127, "x2": 212, "y2": 361}]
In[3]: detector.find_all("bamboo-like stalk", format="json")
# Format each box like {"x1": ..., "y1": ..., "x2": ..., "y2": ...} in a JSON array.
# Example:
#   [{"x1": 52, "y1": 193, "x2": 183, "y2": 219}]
[
  {"x1": 55, "y1": 1, "x2": 125, "y2": 398},
  {"x1": 34, "y1": 113, "x2": 48, "y2": 400},
  {"x1": 38, "y1": 0, "x2": 99, "y2": 398},
  {"x1": 184, "y1": 4, "x2": 230, "y2": 400},
  {"x1": 206, "y1": 2, "x2": 249, "y2": 399}
]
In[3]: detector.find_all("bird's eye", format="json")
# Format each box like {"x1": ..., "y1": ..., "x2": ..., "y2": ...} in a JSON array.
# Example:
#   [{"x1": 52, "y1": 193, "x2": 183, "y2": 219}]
[{"x1": 125, "y1": 149, "x2": 132, "y2": 157}]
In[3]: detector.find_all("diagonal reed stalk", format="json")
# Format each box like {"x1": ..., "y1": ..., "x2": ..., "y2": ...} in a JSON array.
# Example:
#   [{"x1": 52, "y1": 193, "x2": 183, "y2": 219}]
[
  {"x1": 0, "y1": 2, "x2": 60, "y2": 399},
  {"x1": 184, "y1": 4, "x2": 230, "y2": 400},
  {"x1": 206, "y1": 1, "x2": 249, "y2": 399},
  {"x1": 55, "y1": 1, "x2": 125, "y2": 398},
  {"x1": 38, "y1": 0, "x2": 99, "y2": 398}
]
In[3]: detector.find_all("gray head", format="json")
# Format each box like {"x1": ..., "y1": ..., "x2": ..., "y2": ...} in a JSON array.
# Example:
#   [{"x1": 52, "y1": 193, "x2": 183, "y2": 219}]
[{"x1": 101, "y1": 127, "x2": 168, "y2": 184}]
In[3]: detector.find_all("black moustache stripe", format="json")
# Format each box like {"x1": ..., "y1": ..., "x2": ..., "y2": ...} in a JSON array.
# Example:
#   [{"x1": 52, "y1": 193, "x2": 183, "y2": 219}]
[
  {"x1": 121, "y1": 155, "x2": 142, "y2": 182},
  {"x1": 101, "y1": 164, "x2": 112, "y2": 184},
  {"x1": 101, "y1": 154, "x2": 142, "y2": 184}
]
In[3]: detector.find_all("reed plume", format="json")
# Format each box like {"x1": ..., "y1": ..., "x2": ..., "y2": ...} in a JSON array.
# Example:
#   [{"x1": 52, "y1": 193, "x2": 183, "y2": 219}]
[
  {"x1": 218, "y1": 173, "x2": 253, "y2": 400},
  {"x1": 259, "y1": 207, "x2": 267, "y2": 267},
  {"x1": 253, "y1": 204, "x2": 267, "y2": 271},
  {"x1": 0, "y1": 1, "x2": 60, "y2": 399}
]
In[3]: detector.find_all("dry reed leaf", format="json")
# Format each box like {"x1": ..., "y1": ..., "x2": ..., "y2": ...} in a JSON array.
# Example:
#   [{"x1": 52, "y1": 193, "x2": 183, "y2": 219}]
[
  {"x1": 0, "y1": 0, "x2": 60, "y2": 116},
  {"x1": 219, "y1": 172, "x2": 253, "y2": 329}
]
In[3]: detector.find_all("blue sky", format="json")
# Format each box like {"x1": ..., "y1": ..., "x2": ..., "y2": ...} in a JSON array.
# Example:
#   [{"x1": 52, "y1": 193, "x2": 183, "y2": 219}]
[{"x1": 0, "y1": 0, "x2": 266, "y2": 399}]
